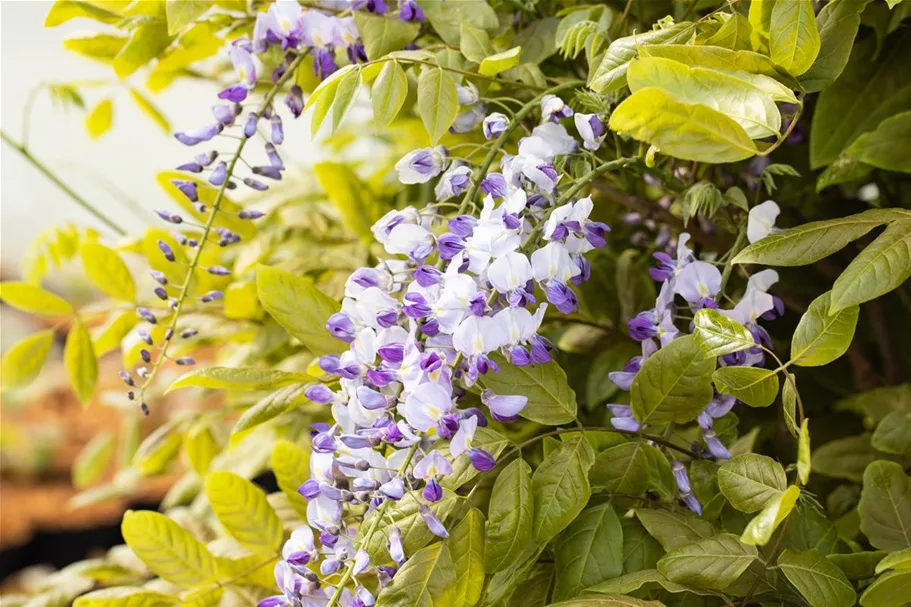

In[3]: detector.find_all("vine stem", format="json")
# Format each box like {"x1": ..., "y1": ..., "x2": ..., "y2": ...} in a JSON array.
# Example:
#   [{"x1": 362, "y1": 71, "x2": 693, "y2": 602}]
[
  {"x1": 719, "y1": 221, "x2": 747, "y2": 294},
  {"x1": 325, "y1": 442, "x2": 421, "y2": 607},
  {"x1": 136, "y1": 52, "x2": 306, "y2": 406},
  {"x1": 1, "y1": 129, "x2": 127, "y2": 236}
]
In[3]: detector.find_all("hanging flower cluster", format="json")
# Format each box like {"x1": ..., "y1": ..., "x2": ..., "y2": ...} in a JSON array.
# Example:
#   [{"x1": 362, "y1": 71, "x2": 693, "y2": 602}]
[
  {"x1": 258, "y1": 101, "x2": 612, "y2": 607},
  {"x1": 606, "y1": 203, "x2": 784, "y2": 516}
]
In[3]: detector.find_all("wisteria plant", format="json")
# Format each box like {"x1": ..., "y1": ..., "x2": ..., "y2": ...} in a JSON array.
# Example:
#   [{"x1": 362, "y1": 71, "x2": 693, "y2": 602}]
[{"x1": 1, "y1": 1, "x2": 911, "y2": 607}]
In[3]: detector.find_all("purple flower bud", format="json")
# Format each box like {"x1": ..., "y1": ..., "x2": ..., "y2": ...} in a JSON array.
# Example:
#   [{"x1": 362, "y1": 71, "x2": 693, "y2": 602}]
[
  {"x1": 201, "y1": 290, "x2": 224, "y2": 303},
  {"x1": 419, "y1": 505, "x2": 448, "y2": 538},
  {"x1": 138, "y1": 329, "x2": 153, "y2": 345},
  {"x1": 271, "y1": 114, "x2": 283, "y2": 144},
  {"x1": 298, "y1": 479, "x2": 320, "y2": 499},
  {"x1": 681, "y1": 491, "x2": 702, "y2": 516},
  {"x1": 153, "y1": 286, "x2": 168, "y2": 300},
  {"x1": 140, "y1": 349, "x2": 151, "y2": 363},
  {"x1": 627, "y1": 311, "x2": 658, "y2": 341},
  {"x1": 413, "y1": 265, "x2": 442, "y2": 287},
  {"x1": 703, "y1": 429, "x2": 732, "y2": 460},
  {"x1": 171, "y1": 180, "x2": 199, "y2": 203},
  {"x1": 380, "y1": 477, "x2": 405, "y2": 501},
  {"x1": 584, "y1": 221, "x2": 611, "y2": 248},
  {"x1": 155, "y1": 209, "x2": 183, "y2": 224},
  {"x1": 312, "y1": 432, "x2": 337, "y2": 453},
  {"x1": 436, "y1": 234, "x2": 465, "y2": 260},
  {"x1": 402, "y1": 293, "x2": 433, "y2": 318},
  {"x1": 503, "y1": 212, "x2": 522, "y2": 230},
  {"x1": 480, "y1": 173, "x2": 507, "y2": 198},
  {"x1": 305, "y1": 384, "x2": 334, "y2": 404},
  {"x1": 399, "y1": 0, "x2": 424, "y2": 21},
  {"x1": 119, "y1": 370, "x2": 134, "y2": 386},
  {"x1": 423, "y1": 478, "x2": 443, "y2": 502},
  {"x1": 367, "y1": 367, "x2": 397, "y2": 386},
  {"x1": 356, "y1": 386, "x2": 389, "y2": 410},
  {"x1": 318, "y1": 355, "x2": 341, "y2": 374},
  {"x1": 158, "y1": 240, "x2": 176, "y2": 262},
  {"x1": 469, "y1": 295, "x2": 486, "y2": 317},
  {"x1": 672, "y1": 461, "x2": 692, "y2": 494},
  {"x1": 177, "y1": 161, "x2": 203, "y2": 173},
  {"x1": 209, "y1": 161, "x2": 228, "y2": 186},
  {"x1": 252, "y1": 165, "x2": 283, "y2": 181},
  {"x1": 285, "y1": 85, "x2": 304, "y2": 118},
  {"x1": 243, "y1": 112, "x2": 258, "y2": 138},
  {"x1": 211, "y1": 104, "x2": 237, "y2": 125},
  {"x1": 448, "y1": 215, "x2": 477, "y2": 237},
  {"x1": 320, "y1": 559, "x2": 343, "y2": 576},
  {"x1": 207, "y1": 265, "x2": 231, "y2": 276},
  {"x1": 238, "y1": 209, "x2": 266, "y2": 220},
  {"x1": 388, "y1": 526, "x2": 406, "y2": 565},
  {"x1": 529, "y1": 335, "x2": 553, "y2": 364},
  {"x1": 265, "y1": 143, "x2": 284, "y2": 170},
  {"x1": 326, "y1": 312, "x2": 356, "y2": 342},
  {"x1": 649, "y1": 252, "x2": 675, "y2": 282},
  {"x1": 376, "y1": 309, "x2": 398, "y2": 328},
  {"x1": 194, "y1": 202, "x2": 207, "y2": 213},
  {"x1": 352, "y1": 550, "x2": 370, "y2": 576},
  {"x1": 181, "y1": 328, "x2": 198, "y2": 339},
  {"x1": 243, "y1": 177, "x2": 269, "y2": 191},
  {"x1": 377, "y1": 343, "x2": 404, "y2": 364},
  {"x1": 469, "y1": 448, "x2": 496, "y2": 472},
  {"x1": 174, "y1": 123, "x2": 223, "y2": 146},
  {"x1": 610, "y1": 416, "x2": 641, "y2": 432},
  {"x1": 176, "y1": 357, "x2": 196, "y2": 366},
  {"x1": 137, "y1": 307, "x2": 157, "y2": 324},
  {"x1": 218, "y1": 85, "x2": 248, "y2": 103},
  {"x1": 510, "y1": 345, "x2": 531, "y2": 366}
]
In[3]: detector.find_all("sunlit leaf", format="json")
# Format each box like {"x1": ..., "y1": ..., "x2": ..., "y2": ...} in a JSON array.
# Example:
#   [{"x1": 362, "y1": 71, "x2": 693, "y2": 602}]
[
  {"x1": 165, "y1": 0, "x2": 210, "y2": 36},
  {"x1": 450, "y1": 509, "x2": 485, "y2": 607},
  {"x1": 479, "y1": 47, "x2": 522, "y2": 76},
  {"x1": 80, "y1": 242, "x2": 136, "y2": 301},
  {"x1": 791, "y1": 292, "x2": 859, "y2": 367},
  {"x1": 657, "y1": 533, "x2": 757, "y2": 591},
  {"x1": 533, "y1": 437, "x2": 594, "y2": 543},
  {"x1": 712, "y1": 366, "x2": 779, "y2": 408},
  {"x1": 830, "y1": 219, "x2": 911, "y2": 312},
  {"x1": 65, "y1": 318, "x2": 98, "y2": 406},
  {"x1": 1, "y1": 330, "x2": 55, "y2": 390},
  {"x1": 693, "y1": 308, "x2": 756, "y2": 358},
  {"x1": 375, "y1": 542, "x2": 457, "y2": 607},
  {"x1": 74, "y1": 587, "x2": 177, "y2": 607},
  {"x1": 630, "y1": 335, "x2": 715, "y2": 424},
  {"x1": 232, "y1": 384, "x2": 309, "y2": 437},
  {"x1": 121, "y1": 510, "x2": 219, "y2": 588},
  {"x1": 741, "y1": 485, "x2": 800, "y2": 545},
  {"x1": 354, "y1": 13, "x2": 419, "y2": 60},
  {"x1": 769, "y1": 0, "x2": 820, "y2": 75},
  {"x1": 799, "y1": 0, "x2": 875, "y2": 92},
  {"x1": 205, "y1": 471, "x2": 284, "y2": 553},
  {"x1": 552, "y1": 503, "x2": 623, "y2": 600},
  {"x1": 487, "y1": 459, "x2": 533, "y2": 573},
  {"x1": 45, "y1": 0, "x2": 121, "y2": 27},
  {"x1": 417, "y1": 66, "x2": 458, "y2": 143},
  {"x1": 0, "y1": 281, "x2": 73, "y2": 316},
  {"x1": 73, "y1": 431, "x2": 116, "y2": 489},
  {"x1": 271, "y1": 440, "x2": 311, "y2": 519},
  {"x1": 718, "y1": 453, "x2": 787, "y2": 513},
  {"x1": 167, "y1": 366, "x2": 311, "y2": 394},
  {"x1": 371, "y1": 60, "x2": 408, "y2": 128},
  {"x1": 479, "y1": 354, "x2": 577, "y2": 425}
]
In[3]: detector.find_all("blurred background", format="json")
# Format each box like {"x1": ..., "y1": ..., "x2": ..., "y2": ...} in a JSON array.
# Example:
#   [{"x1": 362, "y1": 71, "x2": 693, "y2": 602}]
[{"x1": 0, "y1": 0, "x2": 324, "y2": 587}]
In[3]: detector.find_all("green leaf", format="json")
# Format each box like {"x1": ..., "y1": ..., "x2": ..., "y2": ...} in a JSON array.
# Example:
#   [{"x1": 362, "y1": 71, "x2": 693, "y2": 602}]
[
  {"x1": 810, "y1": 33, "x2": 911, "y2": 168},
  {"x1": 872, "y1": 410, "x2": 911, "y2": 457},
  {"x1": 45, "y1": 1, "x2": 121, "y2": 27},
  {"x1": 371, "y1": 60, "x2": 408, "y2": 128},
  {"x1": 799, "y1": 0, "x2": 875, "y2": 92},
  {"x1": 1, "y1": 330, "x2": 55, "y2": 389},
  {"x1": 704, "y1": 12, "x2": 753, "y2": 50},
  {"x1": 361, "y1": 491, "x2": 460, "y2": 563},
  {"x1": 479, "y1": 354, "x2": 577, "y2": 425},
  {"x1": 256, "y1": 264, "x2": 344, "y2": 356},
  {"x1": 79, "y1": 242, "x2": 136, "y2": 302},
  {"x1": 634, "y1": 509, "x2": 716, "y2": 551},
  {"x1": 0, "y1": 281, "x2": 73, "y2": 316},
  {"x1": 639, "y1": 44, "x2": 790, "y2": 81},
  {"x1": 588, "y1": 22, "x2": 695, "y2": 94},
  {"x1": 836, "y1": 384, "x2": 911, "y2": 424},
  {"x1": 313, "y1": 162, "x2": 382, "y2": 243},
  {"x1": 813, "y1": 433, "x2": 880, "y2": 482},
  {"x1": 63, "y1": 33, "x2": 127, "y2": 63},
  {"x1": 718, "y1": 453, "x2": 787, "y2": 513},
  {"x1": 657, "y1": 533, "x2": 758, "y2": 591},
  {"x1": 72, "y1": 431, "x2": 115, "y2": 489},
  {"x1": 354, "y1": 13, "x2": 419, "y2": 60},
  {"x1": 830, "y1": 219, "x2": 911, "y2": 312},
  {"x1": 790, "y1": 291, "x2": 859, "y2": 367},
  {"x1": 184, "y1": 422, "x2": 218, "y2": 476},
  {"x1": 479, "y1": 47, "x2": 522, "y2": 77},
  {"x1": 460, "y1": 22, "x2": 494, "y2": 63},
  {"x1": 167, "y1": 366, "x2": 309, "y2": 394},
  {"x1": 308, "y1": 65, "x2": 362, "y2": 137},
  {"x1": 586, "y1": 569, "x2": 721, "y2": 598},
  {"x1": 846, "y1": 109, "x2": 911, "y2": 173},
  {"x1": 779, "y1": 548, "x2": 857, "y2": 607},
  {"x1": 450, "y1": 509, "x2": 485, "y2": 607},
  {"x1": 114, "y1": 19, "x2": 172, "y2": 79},
  {"x1": 627, "y1": 57, "x2": 781, "y2": 139},
  {"x1": 205, "y1": 471, "x2": 283, "y2": 553},
  {"x1": 133, "y1": 425, "x2": 181, "y2": 476},
  {"x1": 121, "y1": 510, "x2": 219, "y2": 588},
  {"x1": 375, "y1": 542, "x2": 456, "y2": 607},
  {"x1": 712, "y1": 366, "x2": 779, "y2": 408},
  {"x1": 416, "y1": 0, "x2": 497, "y2": 47},
  {"x1": 271, "y1": 440, "x2": 310, "y2": 519},
  {"x1": 741, "y1": 485, "x2": 800, "y2": 545},
  {"x1": 858, "y1": 460, "x2": 911, "y2": 551},
  {"x1": 589, "y1": 442, "x2": 649, "y2": 496},
  {"x1": 798, "y1": 419, "x2": 812, "y2": 485},
  {"x1": 417, "y1": 67, "x2": 458, "y2": 143},
  {"x1": 828, "y1": 551, "x2": 887, "y2": 579},
  {"x1": 74, "y1": 587, "x2": 177, "y2": 607},
  {"x1": 232, "y1": 384, "x2": 309, "y2": 437},
  {"x1": 693, "y1": 308, "x2": 756, "y2": 358},
  {"x1": 553, "y1": 504, "x2": 623, "y2": 600},
  {"x1": 533, "y1": 437, "x2": 594, "y2": 543},
  {"x1": 876, "y1": 547, "x2": 911, "y2": 573},
  {"x1": 630, "y1": 334, "x2": 715, "y2": 425},
  {"x1": 860, "y1": 569, "x2": 911, "y2": 607},
  {"x1": 165, "y1": 0, "x2": 209, "y2": 35},
  {"x1": 769, "y1": 0, "x2": 820, "y2": 75},
  {"x1": 546, "y1": 598, "x2": 664, "y2": 607},
  {"x1": 816, "y1": 154, "x2": 873, "y2": 192},
  {"x1": 486, "y1": 459, "x2": 533, "y2": 573},
  {"x1": 609, "y1": 87, "x2": 758, "y2": 163},
  {"x1": 586, "y1": 341, "x2": 640, "y2": 407},
  {"x1": 733, "y1": 209, "x2": 889, "y2": 266},
  {"x1": 129, "y1": 88, "x2": 170, "y2": 133},
  {"x1": 621, "y1": 517, "x2": 664, "y2": 572},
  {"x1": 65, "y1": 319, "x2": 98, "y2": 406}
]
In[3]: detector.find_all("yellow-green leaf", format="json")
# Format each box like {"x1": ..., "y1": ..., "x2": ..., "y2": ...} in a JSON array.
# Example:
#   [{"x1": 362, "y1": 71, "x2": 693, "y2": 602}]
[
  {"x1": 256, "y1": 264, "x2": 344, "y2": 356},
  {"x1": 790, "y1": 291, "x2": 859, "y2": 367},
  {"x1": 798, "y1": 419, "x2": 811, "y2": 485},
  {"x1": 184, "y1": 422, "x2": 219, "y2": 476},
  {"x1": 134, "y1": 425, "x2": 182, "y2": 476},
  {"x1": 846, "y1": 110, "x2": 911, "y2": 173},
  {"x1": 779, "y1": 548, "x2": 857, "y2": 607},
  {"x1": 450, "y1": 509, "x2": 486, "y2": 607},
  {"x1": 693, "y1": 308, "x2": 756, "y2": 358},
  {"x1": 85, "y1": 98, "x2": 114, "y2": 139},
  {"x1": 73, "y1": 431, "x2": 115, "y2": 489},
  {"x1": 354, "y1": 13, "x2": 419, "y2": 60},
  {"x1": 271, "y1": 440, "x2": 311, "y2": 518},
  {"x1": 74, "y1": 587, "x2": 177, "y2": 607},
  {"x1": 313, "y1": 162, "x2": 382, "y2": 243},
  {"x1": 166, "y1": 366, "x2": 311, "y2": 394},
  {"x1": 63, "y1": 34, "x2": 127, "y2": 63},
  {"x1": 0, "y1": 281, "x2": 73, "y2": 316},
  {"x1": 93, "y1": 310, "x2": 138, "y2": 356},
  {"x1": 712, "y1": 366, "x2": 779, "y2": 408},
  {"x1": 165, "y1": 0, "x2": 209, "y2": 35},
  {"x1": 371, "y1": 60, "x2": 408, "y2": 129},
  {"x1": 769, "y1": 0, "x2": 820, "y2": 76},
  {"x1": 65, "y1": 319, "x2": 98, "y2": 406},
  {"x1": 375, "y1": 542, "x2": 457, "y2": 607},
  {"x1": 114, "y1": 19, "x2": 172, "y2": 79},
  {"x1": 80, "y1": 242, "x2": 136, "y2": 301},
  {"x1": 1, "y1": 330, "x2": 55, "y2": 390},
  {"x1": 129, "y1": 88, "x2": 170, "y2": 133},
  {"x1": 657, "y1": 534, "x2": 757, "y2": 591},
  {"x1": 741, "y1": 485, "x2": 800, "y2": 545},
  {"x1": 417, "y1": 67, "x2": 459, "y2": 143},
  {"x1": 609, "y1": 87, "x2": 758, "y2": 163},
  {"x1": 121, "y1": 510, "x2": 219, "y2": 588},
  {"x1": 45, "y1": 1, "x2": 121, "y2": 27},
  {"x1": 479, "y1": 47, "x2": 522, "y2": 76},
  {"x1": 460, "y1": 22, "x2": 495, "y2": 63},
  {"x1": 232, "y1": 384, "x2": 309, "y2": 438},
  {"x1": 205, "y1": 471, "x2": 284, "y2": 553},
  {"x1": 830, "y1": 219, "x2": 911, "y2": 313},
  {"x1": 640, "y1": 44, "x2": 788, "y2": 81}
]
